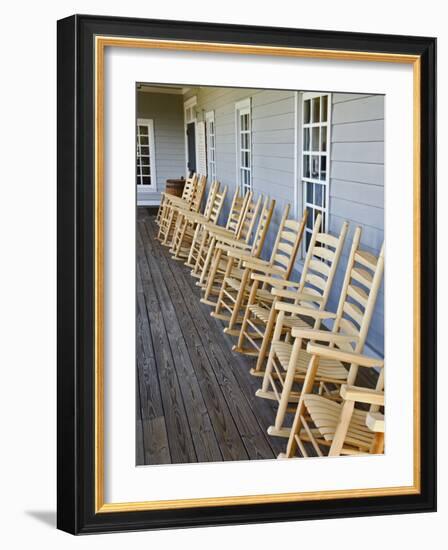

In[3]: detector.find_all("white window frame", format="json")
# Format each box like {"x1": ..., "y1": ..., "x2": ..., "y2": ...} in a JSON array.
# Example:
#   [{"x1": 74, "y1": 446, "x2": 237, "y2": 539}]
[
  {"x1": 136, "y1": 118, "x2": 157, "y2": 190},
  {"x1": 235, "y1": 98, "x2": 252, "y2": 194},
  {"x1": 205, "y1": 110, "x2": 216, "y2": 182},
  {"x1": 301, "y1": 92, "x2": 332, "y2": 251},
  {"x1": 184, "y1": 96, "x2": 197, "y2": 176}
]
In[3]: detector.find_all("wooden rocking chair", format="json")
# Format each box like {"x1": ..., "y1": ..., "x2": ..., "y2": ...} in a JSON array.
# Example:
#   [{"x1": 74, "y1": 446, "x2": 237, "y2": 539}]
[
  {"x1": 257, "y1": 228, "x2": 384, "y2": 438},
  {"x1": 234, "y1": 216, "x2": 348, "y2": 377},
  {"x1": 209, "y1": 201, "x2": 303, "y2": 334},
  {"x1": 155, "y1": 173, "x2": 197, "y2": 227},
  {"x1": 280, "y1": 342, "x2": 384, "y2": 458},
  {"x1": 157, "y1": 174, "x2": 206, "y2": 246},
  {"x1": 198, "y1": 193, "x2": 266, "y2": 306},
  {"x1": 186, "y1": 188, "x2": 252, "y2": 277},
  {"x1": 169, "y1": 181, "x2": 227, "y2": 261}
]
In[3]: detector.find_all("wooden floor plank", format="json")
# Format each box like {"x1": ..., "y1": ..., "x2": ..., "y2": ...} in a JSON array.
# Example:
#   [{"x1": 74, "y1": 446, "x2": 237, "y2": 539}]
[
  {"x1": 137, "y1": 230, "x2": 197, "y2": 464},
  {"x1": 174, "y1": 257, "x2": 288, "y2": 457},
  {"x1": 140, "y1": 221, "x2": 246, "y2": 461},
  {"x1": 136, "y1": 293, "x2": 172, "y2": 465},
  {"x1": 138, "y1": 223, "x2": 224, "y2": 463},
  {"x1": 144, "y1": 217, "x2": 277, "y2": 460}
]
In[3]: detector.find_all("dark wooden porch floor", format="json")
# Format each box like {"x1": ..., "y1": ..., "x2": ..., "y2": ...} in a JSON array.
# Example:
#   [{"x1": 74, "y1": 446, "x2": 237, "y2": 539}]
[{"x1": 136, "y1": 207, "x2": 287, "y2": 465}]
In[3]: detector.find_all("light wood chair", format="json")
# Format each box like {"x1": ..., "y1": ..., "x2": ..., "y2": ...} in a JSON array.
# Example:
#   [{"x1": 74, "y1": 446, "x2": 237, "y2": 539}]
[
  {"x1": 280, "y1": 342, "x2": 384, "y2": 458},
  {"x1": 234, "y1": 216, "x2": 348, "y2": 377},
  {"x1": 186, "y1": 188, "x2": 250, "y2": 276},
  {"x1": 158, "y1": 174, "x2": 207, "y2": 246},
  {"x1": 169, "y1": 181, "x2": 227, "y2": 261},
  {"x1": 257, "y1": 228, "x2": 384, "y2": 438},
  {"x1": 198, "y1": 193, "x2": 265, "y2": 306},
  {"x1": 155, "y1": 173, "x2": 197, "y2": 227},
  {"x1": 210, "y1": 201, "x2": 303, "y2": 334}
]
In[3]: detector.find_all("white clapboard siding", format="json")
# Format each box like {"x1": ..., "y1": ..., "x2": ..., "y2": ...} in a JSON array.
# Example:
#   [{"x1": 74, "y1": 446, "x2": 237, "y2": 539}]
[
  {"x1": 137, "y1": 91, "x2": 186, "y2": 201},
  {"x1": 328, "y1": 93, "x2": 385, "y2": 356}
]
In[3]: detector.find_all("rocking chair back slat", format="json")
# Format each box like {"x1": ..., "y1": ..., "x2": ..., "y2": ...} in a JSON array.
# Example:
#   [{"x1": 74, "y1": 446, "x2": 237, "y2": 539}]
[
  {"x1": 189, "y1": 174, "x2": 207, "y2": 213},
  {"x1": 227, "y1": 190, "x2": 251, "y2": 232},
  {"x1": 182, "y1": 173, "x2": 198, "y2": 201},
  {"x1": 250, "y1": 197, "x2": 276, "y2": 256},
  {"x1": 202, "y1": 181, "x2": 221, "y2": 220},
  {"x1": 239, "y1": 194, "x2": 264, "y2": 244}
]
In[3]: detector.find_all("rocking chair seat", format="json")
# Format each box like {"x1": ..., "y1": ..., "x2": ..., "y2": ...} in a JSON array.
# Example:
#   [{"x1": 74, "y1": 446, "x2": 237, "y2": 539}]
[
  {"x1": 302, "y1": 394, "x2": 374, "y2": 450},
  {"x1": 271, "y1": 342, "x2": 349, "y2": 381}
]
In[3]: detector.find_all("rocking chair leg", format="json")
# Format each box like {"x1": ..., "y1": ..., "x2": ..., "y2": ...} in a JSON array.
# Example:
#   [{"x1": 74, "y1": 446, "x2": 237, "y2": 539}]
[
  {"x1": 203, "y1": 247, "x2": 222, "y2": 301},
  {"x1": 272, "y1": 338, "x2": 302, "y2": 432},
  {"x1": 254, "y1": 306, "x2": 278, "y2": 374},
  {"x1": 199, "y1": 236, "x2": 216, "y2": 286},
  {"x1": 285, "y1": 354, "x2": 320, "y2": 457},
  {"x1": 227, "y1": 268, "x2": 250, "y2": 331}
]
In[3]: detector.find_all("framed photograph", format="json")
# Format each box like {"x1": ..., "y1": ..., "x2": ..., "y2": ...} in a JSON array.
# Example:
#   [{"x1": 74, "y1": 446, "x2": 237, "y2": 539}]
[{"x1": 57, "y1": 14, "x2": 436, "y2": 534}]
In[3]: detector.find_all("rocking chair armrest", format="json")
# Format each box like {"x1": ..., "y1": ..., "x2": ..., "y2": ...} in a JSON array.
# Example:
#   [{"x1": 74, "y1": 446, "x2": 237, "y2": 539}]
[
  {"x1": 291, "y1": 327, "x2": 357, "y2": 343},
  {"x1": 166, "y1": 195, "x2": 186, "y2": 207},
  {"x1": 365, "y1": 411, "x2": 385, "y2": 433},
  {"x1": 340, "y1": 385, "x2": 385, "y2": 407},
  {"x1": 182, "y1": 211, "x2": 206, "y2": 223},
  {"x1": 225, "y1": 250, "x2": 265, "y2": 263},
  {"x1": 306, "y1": 343, "x2": 384, "y2": 368},
  {"x1": 216, "y1": 243, "x2": 253, "y2": 256},
  {"x1": 271, "y1": 288, "x2": 325, "y2": 303},
  {"x1": 201, "y1": 221, "x2": 225, "y2": 233},
  {"x1": 207, "y1": 226, "x2": 236, "y2": 238},
  {"x1": 275, "y1": 302, "x2": 336, "y2": 319},
  {"x1": 250, "y1": 274, "x2": 302, "y2": 287},
  {"x1": 175, "y1": 201, "x2": 193, "y2": 213},
  {"x1": 215, "y1": 238, "x2": 252, "y2": 251},
  {"x1": 246, "y1": 262, "x2": 287, "y2": 277}
]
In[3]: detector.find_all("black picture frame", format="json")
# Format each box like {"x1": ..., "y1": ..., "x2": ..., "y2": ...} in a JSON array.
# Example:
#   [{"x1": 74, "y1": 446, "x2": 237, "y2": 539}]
[{"x1": 57, "y1": 14, "x2": 437, "y2": 534}]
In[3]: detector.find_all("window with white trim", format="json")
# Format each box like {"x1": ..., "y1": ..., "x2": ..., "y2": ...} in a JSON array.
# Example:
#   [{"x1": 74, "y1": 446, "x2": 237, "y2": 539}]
[
  {"x1": 235, "y1": 98, "x2": 252, "y2": 193},
  {"x1": 205, "y1": 111, "x2": 216, "y2": 182},
  {"x1": 302, "y1": 93, "x2": 331, "y2": 250},
  {"x1": 136, "y1": 118, "x2": 156, "y2": 188}
]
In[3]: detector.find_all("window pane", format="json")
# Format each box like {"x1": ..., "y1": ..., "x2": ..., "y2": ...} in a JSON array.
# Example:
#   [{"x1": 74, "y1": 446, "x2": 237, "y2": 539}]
[
  {"x1": 140, "y1": 155, "x2": 150, "y2": 166},
  {"x1": 136, "y1": 166, "x2": 141, "y2": 175},
  {"x1": 240, "y1": 113, "x2": 247, "y2": 131},
  {"x1": 321, "y1": 95, "x2": 328, "y2": 122},
  {"x1": 312, "y1": 97, "x2": 320, "y2": 123},
  {"x1": 306, "y1": 231, "x2": 311, "y2": 249},
  {"x1": 312, "y1": 127, "x2": 319, "y2": 151},
  {"x1": 142, "y1": 176, "x2": 151, "y2": 185},
  {"x1": 142, "y1": 166, "x2": 150, "y2": 176},
  {"x1": 139, "y1": 125, "x2": 148, "y2": 135},
  {"x1": 303, "y1": 128, "x2": 310, "y2": 151},
  {"x1": 315, "y1": 183, "x2": 323, "y2": 207},
  {"x1": 139, "y1": 135, "x2": 148, "y2": 145},
  {"x1": 320, "y1": 156, "x2": 327, "y2": 181},
  {"x1": 320, "y1": 126, "x2": 327, "y2": 152},
  {"x1": 140, "y1": 146, "x2": 149, "y2": 156},
  {"x1": 306, "y1": 182, "x2": 314, "y2": 204},
  {"x1": 303, "y1": 155, "x2": 310, "y2": 178},
  {"x1": 304, "y1": 100, "x2": 311, "y2": 124},
  {"x1": 311, "y1": 155, "x2": 319, "y2": 179}
]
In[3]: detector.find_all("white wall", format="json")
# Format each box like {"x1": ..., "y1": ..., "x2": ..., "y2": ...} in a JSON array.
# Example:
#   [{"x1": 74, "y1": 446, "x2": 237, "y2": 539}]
[
  {"x1": 137, "y1": 91, "x2": 186, "y2": 199},
  {"x1": 0, "y1": 1, "x2": 445, "y2": 549}
]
